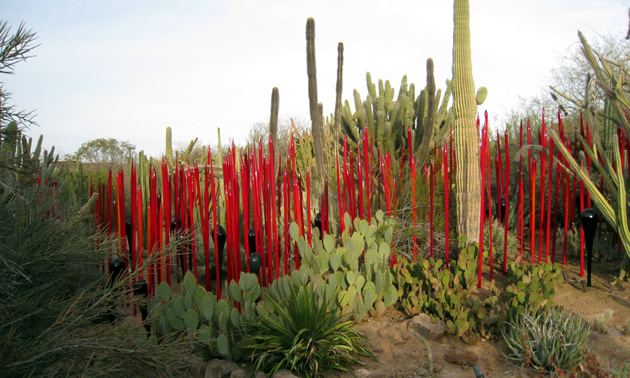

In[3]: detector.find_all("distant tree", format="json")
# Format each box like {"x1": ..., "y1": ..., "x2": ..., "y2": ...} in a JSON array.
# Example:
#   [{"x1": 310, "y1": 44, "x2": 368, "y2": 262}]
[
  {"x1": 505, "y1": 32, "x2": 630, "y2": 130},
  {"x1": 72, "y1": 138, "x2": 136, "y2": 169},
  {"x1": 245, "y1": 116, "x2": 309, "y2": 161}
]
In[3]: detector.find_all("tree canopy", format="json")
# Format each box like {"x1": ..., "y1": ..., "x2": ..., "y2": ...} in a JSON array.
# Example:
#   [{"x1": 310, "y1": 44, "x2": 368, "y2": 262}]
[
  {"x1": 504, "y1": 32, "x2": 630, "y2": 131},
  {"x1": 72, "y1": 138, "x2": 136, "y2": 168}
]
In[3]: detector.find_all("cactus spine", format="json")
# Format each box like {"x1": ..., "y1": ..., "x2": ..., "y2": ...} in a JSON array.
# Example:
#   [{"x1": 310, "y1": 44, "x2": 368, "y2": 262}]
[{"x1": 452, "y1": 0, "x2": 481, "y2": 243}]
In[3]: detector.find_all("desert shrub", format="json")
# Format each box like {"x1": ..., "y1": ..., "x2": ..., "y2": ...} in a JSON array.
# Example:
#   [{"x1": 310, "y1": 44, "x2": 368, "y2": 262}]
[
  {"x1": 502, "y1": 306, "x2": 590, "y2": 374},
  {"x1": 481, "y1": 219, "x2": 519, "y2": 262},
  {"x1": 0, "y1": 135, "x2": 194, "y2": 376},
  {"x1": 245, "y1": 283, "x2": 373, "y2": 377}
]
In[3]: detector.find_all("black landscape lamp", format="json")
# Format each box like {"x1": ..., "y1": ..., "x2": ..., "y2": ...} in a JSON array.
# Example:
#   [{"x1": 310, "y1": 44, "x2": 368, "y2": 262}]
[
  {"x1": 107, "y1": 257, "x2": 126, "y2": 323},
  {"x1": 249, "y1": 252, "x2": 262, "y2": 275},
  {"x1": 109, "y1": 257, "x2": 126, "y2": 284},
  {"x1": 580, "y1": 208, "x2": 598, "y2": 287},
  {"x1": 212, "y1": 224, "x2": 227, "y2": 282},
  {"x1": 134, "y1": 278, "x2": 151, "y2": 335},
  {"x1": 314, "y1": 212, "x2": 322, "y2": 237},
  {"x1": 247, "y1": 228, "x2": 262, "y2": 274}
]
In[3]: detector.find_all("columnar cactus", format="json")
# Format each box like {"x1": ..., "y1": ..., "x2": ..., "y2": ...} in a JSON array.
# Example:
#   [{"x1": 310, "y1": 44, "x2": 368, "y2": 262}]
[
  {"x1": 452, "y1": 0, "x2": 482, "y2": 243},
  {"x1": 306, "y1": 17, "x2": 325, "y2": 179},
  {"x1": 269, "y1": 87, "x2": 279, "y2": 171},
  {"x1": 333, "y1": 42, "x2": 344, "y2": 161}
]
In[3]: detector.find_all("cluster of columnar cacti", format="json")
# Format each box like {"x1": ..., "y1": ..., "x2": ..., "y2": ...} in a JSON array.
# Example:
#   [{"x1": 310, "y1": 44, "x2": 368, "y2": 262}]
[
  {"x1": 289, "y1": 210, "x2": 398, "y2": 320},
  {"x1": 164, "y1": 126, "x2": 198, "y2": 169},
  {"x1": 148, "y1": 271, "x2": 260, "y2": 361},
  {"x1": 336, "y1": 67, "x2": 453, "y2": 169},
  {"x1": 0, "y1": 121, "x2": 56, "y2": 184},
  {"x1": 392, "y1": 243, "x2": 499, "y2": 339}
]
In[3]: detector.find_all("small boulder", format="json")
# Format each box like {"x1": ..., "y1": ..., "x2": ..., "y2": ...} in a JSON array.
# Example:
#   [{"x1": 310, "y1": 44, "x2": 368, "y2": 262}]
[
  {"x1": 354, "y1": 368, "x2": 372, "y2": 377},
  {"x1": 408, "y1": 314, "x2": 447, "y2": 340},
  {"x1": 230, "y1": 369, "x2": 248, "y2": 378},
  {"x1": 205, "y1": 359, "x2": 240, "y2": 378},
  {"x1": 444, "y1": 348, "x2": 479, "y2": 366},
  {"x1": 273, "y1": 370, "x2": 298, "y2": 378}
]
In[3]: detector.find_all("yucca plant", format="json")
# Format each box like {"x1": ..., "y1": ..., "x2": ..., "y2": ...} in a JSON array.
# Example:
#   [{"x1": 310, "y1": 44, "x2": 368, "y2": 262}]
[
  {"x1": 502, "y1": 306, "x2": 590, "y2": 374},
  {"x1": 245, "y1": 283, "x2": 374, "y2": 377}
]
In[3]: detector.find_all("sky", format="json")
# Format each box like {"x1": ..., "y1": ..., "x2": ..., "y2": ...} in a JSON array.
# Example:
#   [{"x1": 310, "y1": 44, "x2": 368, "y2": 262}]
[{"x1": 1, "y1": 0, "x2": 628, "y2": 158}]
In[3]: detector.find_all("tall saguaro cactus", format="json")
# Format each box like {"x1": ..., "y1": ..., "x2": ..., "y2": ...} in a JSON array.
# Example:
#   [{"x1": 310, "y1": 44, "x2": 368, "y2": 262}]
[
  {"x1": 306, "y1": 17, "x2": 325, "y2": 179},
  {"x1": 452, "y1": 0, "x2": 481, "y2": 243}
]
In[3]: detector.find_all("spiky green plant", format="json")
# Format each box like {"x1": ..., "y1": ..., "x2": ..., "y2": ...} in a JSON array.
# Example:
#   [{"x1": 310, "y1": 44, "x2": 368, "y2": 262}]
[
  {"x1": 592, "y1": 309, "x2": 612, "y2": 334},
  {"x1": 245, "y1": 283, "x2": 374, "y2": 377},
  {"x1": 502, "y1": 306, "x2": 590, "y2": 374},
  {"x1": 550, "y1": 31, "x2": 630, "y2": 281}
]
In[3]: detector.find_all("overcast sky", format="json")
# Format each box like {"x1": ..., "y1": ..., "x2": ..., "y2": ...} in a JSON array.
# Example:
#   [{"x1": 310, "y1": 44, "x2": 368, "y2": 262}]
[{"x1": 1, "y1": 0, "x2": 628, "y2": 158}]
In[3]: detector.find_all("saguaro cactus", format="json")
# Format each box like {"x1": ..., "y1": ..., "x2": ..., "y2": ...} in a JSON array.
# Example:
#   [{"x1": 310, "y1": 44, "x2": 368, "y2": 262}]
[{"x1": 452, "y1": 0, "x2": 482, "y2": 243}]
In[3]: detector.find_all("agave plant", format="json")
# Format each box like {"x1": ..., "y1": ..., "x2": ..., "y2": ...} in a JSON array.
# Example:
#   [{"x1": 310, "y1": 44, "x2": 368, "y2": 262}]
[
  {"x1": 245, "y1": 283, "x2": 374, "y2": 377},
  {"x1": 502, "y1": 306, "x2": 590, "y2": 374}
]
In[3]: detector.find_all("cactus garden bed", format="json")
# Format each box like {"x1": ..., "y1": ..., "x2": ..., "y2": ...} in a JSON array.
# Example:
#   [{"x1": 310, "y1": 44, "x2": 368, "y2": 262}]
[{"x1": 112, "y1": 239, "x2": 630, "y2": 377}]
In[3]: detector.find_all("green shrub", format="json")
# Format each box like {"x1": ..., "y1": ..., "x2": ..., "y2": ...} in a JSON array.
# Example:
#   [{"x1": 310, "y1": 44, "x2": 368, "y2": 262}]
[
  {"x1": 245, "y1": 283, "x2": 373, "y2": 377},
  {"x1": 502, "y1": 306, "x2": 590, "y2": 374}
]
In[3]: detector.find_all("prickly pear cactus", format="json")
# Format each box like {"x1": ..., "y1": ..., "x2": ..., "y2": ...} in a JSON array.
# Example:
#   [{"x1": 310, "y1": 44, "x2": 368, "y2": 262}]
[
  {"x1": 148, "y1": 271, "x2": 261, "y2": 361},
  {"x1": 290, "y1": 210, "x2": 398, "y2": 320},
  {"x1": 392, "y1": 242, "x2": 500, "y2": 339}
]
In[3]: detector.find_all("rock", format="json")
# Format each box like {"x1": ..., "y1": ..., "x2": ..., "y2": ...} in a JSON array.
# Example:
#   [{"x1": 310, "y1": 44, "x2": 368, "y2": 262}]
[
  {"x1": 230, "y1": 369, "x2": 248, "y2": 378},
  {"x1": 185, "y1": 355, "x2": 207, "y2": 377},
  {"x1": 273, "y1": 370, "x2": 298, "y2": 378},
  {"x1": 205, "y1": 359, "x2": 240, "y2": 378},
  {"x1": 393, "y1": 335, "x2": 406, "y2": 345},
  {"x1": 355, "y1": 368, "x2": 372, "y2": 377},
  {"x1": 254, "y1": 372, "x2": 268, "y2": 378},
  {"x1": 444, "y1": 348, "x2": 478, "y2": 366},
  {"x1": 408, "y1": 314, "x2": 447, "y2": 340}
]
